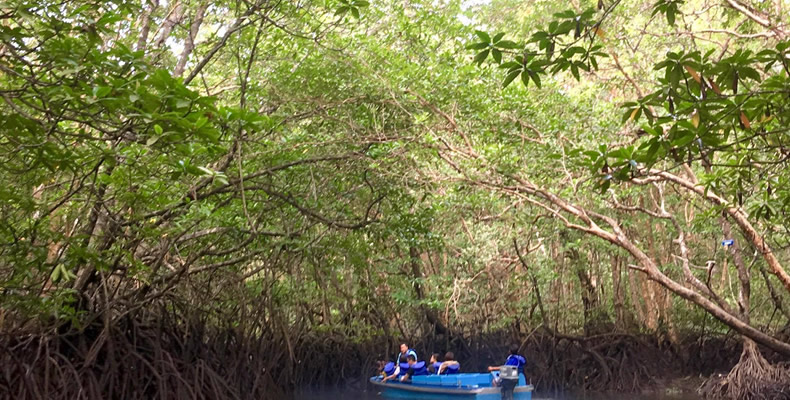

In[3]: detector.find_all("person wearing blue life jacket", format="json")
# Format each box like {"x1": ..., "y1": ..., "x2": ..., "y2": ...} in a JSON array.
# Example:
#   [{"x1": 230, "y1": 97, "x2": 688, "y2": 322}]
[
  {"x1": 396, "y1": 343, "x2": 418, "y2": 364},
  {"x1": 382, "y1": 343, "x2": 419, "y2": 382},
  {"x1": 427, "y1": 353, "x2": 441, "y2": 374},
  {"x1": 437, "y1": 351, "x2": 460, "y2": 375},
  {"x1": 399, "y1": 354, "x2": 429, "y2": 382},
  {"x1": 488, "y1": 344, "x2": 526, "y2": 386}
]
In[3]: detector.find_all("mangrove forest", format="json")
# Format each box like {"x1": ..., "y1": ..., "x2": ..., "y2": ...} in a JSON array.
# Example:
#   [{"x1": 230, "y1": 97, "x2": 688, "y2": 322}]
[{"x1": 2, "y1": 0, "x2": 790, "y2": 398}]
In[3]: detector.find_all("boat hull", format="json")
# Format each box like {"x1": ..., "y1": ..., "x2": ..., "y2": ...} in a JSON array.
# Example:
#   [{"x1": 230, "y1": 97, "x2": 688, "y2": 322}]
[{"x1": 369, "y1": 377, "x2": 533, "y2": 400}]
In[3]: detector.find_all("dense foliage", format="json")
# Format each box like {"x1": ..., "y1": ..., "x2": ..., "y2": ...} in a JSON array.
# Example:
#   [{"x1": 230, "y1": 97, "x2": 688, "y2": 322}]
[{"x1": 2, "y1": 0, "x2": 790, "y2": 398}]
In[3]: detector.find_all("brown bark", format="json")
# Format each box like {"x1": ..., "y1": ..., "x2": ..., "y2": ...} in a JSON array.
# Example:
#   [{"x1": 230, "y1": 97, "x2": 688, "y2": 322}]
[
  {"x1": 136, "y1": 0, "x2": 159, "y2": 52},
  {"x1": 611, "y1": 255, "x2": 629, "y2": 330},
  {"x1": 409, "y1": 246, "x2": 448, "y2": 335},
  {"x1": 174, "y1": 2, "x2": 209, "y2": 77},
  {"x1": 154, "y1": 1, "x2": 185, "y2": 49},
  {"x1": 490, "y1": 176, "x2": 790, "y2": 356},
  {"x1": 647, "y1": 169, "x2": 790, "y2": 296}
]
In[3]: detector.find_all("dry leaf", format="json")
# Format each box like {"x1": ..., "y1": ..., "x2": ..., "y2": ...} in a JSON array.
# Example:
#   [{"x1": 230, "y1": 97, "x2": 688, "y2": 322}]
[
  {"x1": 684, "y1": 65, "x2": 701, "y2": 84},
  {"x1": 629, "y1": 107, "x2": 639, "y2": 122},
  {"x1": 691, "y1": 110, "x2": 700, "y2": 128},
  {"x1": 740, "y1": 111, "x2": 751, "y2": 129},
  {"x1": 593, "y1": 27, "x2": 606, "y2": 40}
]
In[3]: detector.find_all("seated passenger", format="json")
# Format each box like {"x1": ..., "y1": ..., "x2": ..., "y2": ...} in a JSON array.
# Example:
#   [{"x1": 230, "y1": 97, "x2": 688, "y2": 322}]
[
  {"x1": 487, "y1": 344, "x2": 526, "y2": 386},
  {"x1": 427, "y1": 353, "x2": 441, "y2": 374},
  {"x1": 399, "y1": 355, "x2": 428, "y2": 382},
  {"x1": 380, "y1": 361, "x2": 396, "y2": 378},
  {"x1": 381, "y1": 361, "x2": 399, "y2": 382},
  {"x1": 438, "y1": 351, "x2": 460, "y2": 374},
  {"x1": 383, "y1": 343, "x2": 419, "y2": 382}
]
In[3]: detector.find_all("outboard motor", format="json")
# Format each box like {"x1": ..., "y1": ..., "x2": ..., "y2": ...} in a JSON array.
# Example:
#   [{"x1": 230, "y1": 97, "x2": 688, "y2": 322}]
[{"x1": 499, "y1": 365, "x2": 519, "y2": 400}]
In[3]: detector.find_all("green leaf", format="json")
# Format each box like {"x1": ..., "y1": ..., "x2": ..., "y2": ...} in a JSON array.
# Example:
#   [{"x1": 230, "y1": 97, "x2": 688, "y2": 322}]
[
  {"x1": 466, "y1": 42, "x2": 490, "y2": 50},
  {"x1": 553, "y1": 9, "x2": 577, "y2": 18},
  {"x1": 491, "y1": 49, "x2": 502, "y2": 64},
  {"x1": 529, "y1": 71, "x2": 542, "y2": 88},
  {"x1": 350, "y1": 7, "x2": 360, "y2": 18},
  {"x1": 521, "y1": 69, "x2": 530, "y2": 87},
  {"x1": 176, "y1": 99, "x2": 191, "y2": 109},
  {"x1": 671, "y1": 131, "x2": 696, "y2": 147},
  {"x1": 475, "y1": 30, "x2": 491, "y2": 43},
  {"x1": 503, "y1": 69, "x2": 521, "y2": 88},
  {"x1": 497, "y1": 40, "x2": 520, "y2": 49},
  {"x1": 94, "y1": 86, "x2": 112, "y2": 98},
  {"x1": 474, "y1": 49, "x2": 490, "y2": 65},
  {"x1": 500, "y1": 61, "x2": 522, "y2": 69},
  {"x1": 154, "y1": 124, "x2": 163, "y2": 135},
  {"x1": 492, "y1": 32, "x2": 505, "y2": 43}
]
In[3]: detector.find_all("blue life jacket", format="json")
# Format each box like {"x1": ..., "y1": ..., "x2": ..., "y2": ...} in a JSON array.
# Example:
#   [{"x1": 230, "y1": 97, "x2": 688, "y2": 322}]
[
  {"x1": 383, "y1": 362, "x2": 396, "y2": 375},
  {"x1": 411, "y1": 361, "x2": 428, "y2": 376},
  {"x1": 505, "y1": 354, "x2": 526, "y2": 372},
  {"x1": 396, "y1": 349, "x2": 418, "y2": 363},
  {"x1": 443, "y1": 363, "x2": 460, "y2": 375},
  {"x1": 431, "y1": 362, "x2": 442, "y2": 373},
  {"x1": 398, "y1": 362, "x2": 410, "y2": 376}
]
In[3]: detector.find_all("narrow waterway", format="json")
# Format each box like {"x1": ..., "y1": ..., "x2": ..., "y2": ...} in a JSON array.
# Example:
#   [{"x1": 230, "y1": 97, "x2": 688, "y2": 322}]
[{"x1": 294, "y1": 388, "x2": 702, "y2": 400}]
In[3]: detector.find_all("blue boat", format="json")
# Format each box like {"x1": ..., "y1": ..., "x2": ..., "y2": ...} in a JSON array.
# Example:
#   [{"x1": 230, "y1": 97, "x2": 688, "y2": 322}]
[{"x1": 369, "y1": 372, "x2": 534, "y2": 400}]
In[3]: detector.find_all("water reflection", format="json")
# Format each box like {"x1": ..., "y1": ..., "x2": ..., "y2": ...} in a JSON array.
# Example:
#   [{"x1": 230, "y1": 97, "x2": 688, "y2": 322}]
[{"x1": 293, "y1": 388, "x2": 701, "y2": 400}]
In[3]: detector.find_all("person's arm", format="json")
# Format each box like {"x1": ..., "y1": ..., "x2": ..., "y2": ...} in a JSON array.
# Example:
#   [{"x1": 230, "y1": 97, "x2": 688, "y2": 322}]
[
  {"x1": 383, "y1": 366, "x2": 400, "y2": 382},
  {"x1": 487, "y1": 366, "x2": 500, "y2": 372},
  {"x1": 400, "y1": 368, "x2": 414, "y2": 382}
]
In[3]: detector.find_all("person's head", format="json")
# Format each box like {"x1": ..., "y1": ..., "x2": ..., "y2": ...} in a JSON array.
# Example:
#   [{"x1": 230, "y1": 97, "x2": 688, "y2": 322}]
[
  {"x1": 509, "y1": 344, "x2": 520, "y2": 355},
  {"x1": 444, "y1": 351, "x2": 454, "y2": 361},
  {"x1": 407, "y1": 354, "x2": 416, "y2": 365},
  {"x1": 430, "y1": 353, "x2": 440, "y2": 363},
  {"x1": 400, "y1": 343, "x2": 408, "y2": 354}
]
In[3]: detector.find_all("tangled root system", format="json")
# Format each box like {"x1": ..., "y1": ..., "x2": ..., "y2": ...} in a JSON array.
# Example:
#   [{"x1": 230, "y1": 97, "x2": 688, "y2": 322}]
[{"x1": 701, "y1": 340, "x2": 790, "y2": 400}]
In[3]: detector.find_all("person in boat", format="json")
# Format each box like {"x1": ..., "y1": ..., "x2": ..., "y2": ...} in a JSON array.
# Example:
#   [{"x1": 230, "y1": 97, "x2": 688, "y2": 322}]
[
  {"x1": 399, "y1": 354, "x2": 429, "y2": 382},
  {"x1": 437, "y1": 351, "x2": 460, "y2": 374},
  {"x1": 427, "y1": 353, "x2": 441, "y2": 374},
  {"x1": 396, "y1": 343, "x2": 417, "y2": 363},
  {"x1": 382, "y1": 344, "x2": 418, "y2": 382},
  {"x1": 487, "y1": 344, "x2": 526, "y2": 386},
  {"x1": 379, "y1": 360, "x2": 397, "y2": 380}
]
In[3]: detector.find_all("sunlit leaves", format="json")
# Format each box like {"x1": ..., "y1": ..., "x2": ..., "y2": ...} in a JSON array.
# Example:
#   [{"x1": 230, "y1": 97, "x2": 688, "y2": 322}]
[
  {"x1": 335, "y1": 0, "x2": 369, "y2": 19},
  {"x1": 651, "y1": 0, "x2": 684, "y2": 25},
  {"x1": 467, "y1": 30, "x2": 522, "y2": 66}
]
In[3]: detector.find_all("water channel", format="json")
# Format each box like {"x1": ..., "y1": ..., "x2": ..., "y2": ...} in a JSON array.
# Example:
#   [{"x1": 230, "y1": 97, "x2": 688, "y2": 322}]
[{"x1": 294, "y1": 387, "x2": 702, "y2": 400}]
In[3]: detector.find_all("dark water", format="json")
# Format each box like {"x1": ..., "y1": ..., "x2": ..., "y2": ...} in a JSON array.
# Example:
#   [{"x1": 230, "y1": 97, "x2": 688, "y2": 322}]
[{"x1": 294, "y1": 388, "x2": 701, "y2": 400}]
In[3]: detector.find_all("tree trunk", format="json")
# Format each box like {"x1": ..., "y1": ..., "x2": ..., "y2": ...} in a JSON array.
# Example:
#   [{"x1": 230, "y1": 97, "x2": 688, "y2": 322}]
[
  {"x1": 409, "y1": 246, "x2": 448, "y2": 335},
  {"x1": 174, "y1": 2, "x2": 209, "y2": 77}
]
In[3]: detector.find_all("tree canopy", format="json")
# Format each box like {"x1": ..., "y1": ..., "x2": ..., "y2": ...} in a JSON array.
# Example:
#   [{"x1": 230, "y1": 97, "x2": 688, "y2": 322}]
[{"x1": 2, "y1": 0, "x2": 790, "y2": 398}]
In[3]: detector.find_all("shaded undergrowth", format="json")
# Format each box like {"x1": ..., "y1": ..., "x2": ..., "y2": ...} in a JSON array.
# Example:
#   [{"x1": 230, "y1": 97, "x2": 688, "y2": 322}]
[{"x1": 1, "y1": 316, "x2": 782, "y2": 399}]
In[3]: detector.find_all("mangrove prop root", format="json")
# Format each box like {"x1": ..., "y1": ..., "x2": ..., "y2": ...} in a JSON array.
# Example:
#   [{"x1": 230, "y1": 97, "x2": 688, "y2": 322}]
[
  {"x1": 701, "y1": 340, "x2": 790, "y2": 400},
  {"x1": 0, "y1": 318, "x2": 749, "y2": 398}
]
